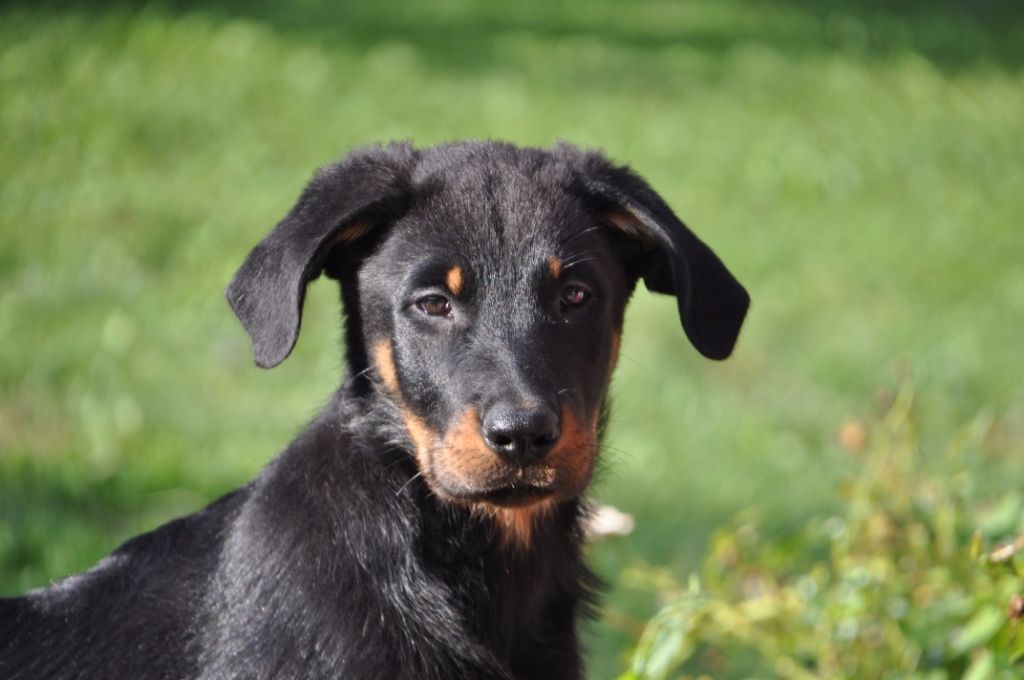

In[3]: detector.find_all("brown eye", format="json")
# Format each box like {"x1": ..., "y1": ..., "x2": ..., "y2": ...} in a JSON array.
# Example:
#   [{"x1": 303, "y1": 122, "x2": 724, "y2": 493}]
[
  {"x1": 417, "y1": 294, "x2": 452, "y2": 317},
  {"x1": 560, "y1": 285, "x2": 591, "y2": 308}
]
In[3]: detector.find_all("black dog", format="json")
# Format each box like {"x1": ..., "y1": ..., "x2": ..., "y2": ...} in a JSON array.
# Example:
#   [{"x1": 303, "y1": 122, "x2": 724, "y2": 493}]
[{"x1": 0, "y1": 141, "x2": 748, "y2": 679}]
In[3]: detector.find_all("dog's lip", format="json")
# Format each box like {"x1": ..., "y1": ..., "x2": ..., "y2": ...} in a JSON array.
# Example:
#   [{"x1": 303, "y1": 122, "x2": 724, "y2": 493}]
[{"x1": 453, "y1": 483, "x2": 556, "y2": 508}]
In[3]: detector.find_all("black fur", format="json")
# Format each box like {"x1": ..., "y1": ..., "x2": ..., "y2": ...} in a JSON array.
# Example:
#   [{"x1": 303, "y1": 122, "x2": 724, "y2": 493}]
[{"x1": 0, "y1": 141, "x2": 749, "y2": 679}]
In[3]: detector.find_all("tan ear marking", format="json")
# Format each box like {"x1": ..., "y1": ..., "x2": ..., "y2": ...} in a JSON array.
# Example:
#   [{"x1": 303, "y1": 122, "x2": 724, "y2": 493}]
[
  {"x1": 445, "y1": 265, "x2": 463, "y2": 296},
  {"x1": 602, "y1": 210, "x2": 647, "y2": 239},
  {"x1": 334, "y1": 220, "x2": 374, "y2": 245}
]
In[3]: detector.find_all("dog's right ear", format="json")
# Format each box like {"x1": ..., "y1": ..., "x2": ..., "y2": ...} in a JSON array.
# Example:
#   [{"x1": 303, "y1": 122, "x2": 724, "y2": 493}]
[
  {"x1": 555, "y1": 144, "x2": 749, "y2": 360},
  {"x1": 227, "y1": 144, "x2": 416, "y2": 369}
]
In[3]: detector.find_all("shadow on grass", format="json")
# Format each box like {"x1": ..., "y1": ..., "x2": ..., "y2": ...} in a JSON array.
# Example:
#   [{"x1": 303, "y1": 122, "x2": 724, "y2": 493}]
[
  {"x1": 0, "y1": 458, "x2": 223, "y2": 595},
  {"x1": 4, "y1": 0, "x2": 1023, "y2": 74},
  {"x1": 0, "y1": 461, "x2": 133, "y2": 594}
]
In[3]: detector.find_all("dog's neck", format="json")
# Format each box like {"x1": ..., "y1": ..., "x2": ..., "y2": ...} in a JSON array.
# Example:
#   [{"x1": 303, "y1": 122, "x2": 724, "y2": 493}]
[
  {"x1": 409, "y1": 477, "x2": 594, "y2": 665},
  {"x1": 251, "y1": 386, "x2": 596, "y2": 673}
]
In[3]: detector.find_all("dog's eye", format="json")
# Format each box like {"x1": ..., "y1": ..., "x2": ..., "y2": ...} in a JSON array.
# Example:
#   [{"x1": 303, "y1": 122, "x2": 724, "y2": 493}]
[
  {"x1": 560, "y1": 285, "x2": 591, "y2": 308},
  {"x1": 417, "y1": 295, "x2": 453, "y2": 318}
]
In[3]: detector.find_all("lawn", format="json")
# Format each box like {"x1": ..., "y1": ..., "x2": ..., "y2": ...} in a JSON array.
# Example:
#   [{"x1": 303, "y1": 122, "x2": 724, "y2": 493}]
[{"x1": 1, "y1": 1, "x2": 1022, "y2": 677}]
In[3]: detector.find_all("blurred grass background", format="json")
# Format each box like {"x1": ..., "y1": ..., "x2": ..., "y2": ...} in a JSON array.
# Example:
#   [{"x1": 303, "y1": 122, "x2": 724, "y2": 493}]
[{"x1": 1, "y1": 0, "x2": 1022, "y2": 676}]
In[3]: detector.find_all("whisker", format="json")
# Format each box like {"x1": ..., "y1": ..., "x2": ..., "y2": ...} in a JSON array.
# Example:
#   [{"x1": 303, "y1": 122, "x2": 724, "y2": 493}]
[
  {"x1": 562, "y1": 257, "x2": 597, "y2": 270},
  {"x1": 599, "y1": 444, "x2": 634, "y2": 457},
  {"x1": 559, "y1": 248, "x2": 601, "y2": 265},
  {"x1": 600, "y1": 418, "x2": 641, "y2": 428},
  {"x1": 343, "y1": 365, "x2": 375, "y2": 386},
  {"x1": 558, "y1": 225, "x2": 602, "y2": 249},
  {"x1": 395, "y1": 471, "x2": 423, "y2": 496},
  {"x1": 616, "y1": 350, "x2": 644, "y2": 368}
]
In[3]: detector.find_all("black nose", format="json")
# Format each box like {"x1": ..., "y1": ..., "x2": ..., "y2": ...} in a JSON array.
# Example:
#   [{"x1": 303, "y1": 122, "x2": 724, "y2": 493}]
[{"x1": 481, "y1": 402, "x2": 560, "y2": 464}]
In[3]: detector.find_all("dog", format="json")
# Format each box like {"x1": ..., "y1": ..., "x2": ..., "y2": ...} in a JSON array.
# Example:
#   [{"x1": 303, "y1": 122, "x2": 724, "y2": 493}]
[{"x1": 0, "y1": 141, "x2": 749, "y2": 679}]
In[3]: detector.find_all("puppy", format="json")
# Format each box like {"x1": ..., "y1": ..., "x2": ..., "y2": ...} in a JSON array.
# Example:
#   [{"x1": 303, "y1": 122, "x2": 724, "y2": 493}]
[{"x1": 0, "y1": 141, "x2": 748, "y2": 679}]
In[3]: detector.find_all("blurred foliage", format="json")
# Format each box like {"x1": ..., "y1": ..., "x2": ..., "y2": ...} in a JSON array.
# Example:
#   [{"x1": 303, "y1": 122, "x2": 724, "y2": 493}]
[
  {"x1": 622, "y1": 380, "x2": 1024, "y2": 679},
  {"x1": 1, "y1": 1, "x2": 1023, "y2": 677}
]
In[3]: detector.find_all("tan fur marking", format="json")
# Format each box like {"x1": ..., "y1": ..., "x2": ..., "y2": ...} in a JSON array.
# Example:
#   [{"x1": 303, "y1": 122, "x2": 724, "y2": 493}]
[
  {"x1": 548, "y1": 256, "x2": 563, "y2": 280},
  {"x1": 487, "y1": 501, "x2": 554, "y2": 550},
  {"x1": 436, "y1": 409, "x2": 494, "y2": 480},
  {"x1": 602, "y1": 209, "x2": 656, "y2": 244},
  {"x1": 402, "y1": 409, "x2": 434, "y2": 460},
  {"x1": 333, "y1": 220, "x2": 373, "y2": 245},
  {"x1": 547, "y1": 407, "x2": 595, "y2": 482},
  {"x1": 371, "y1": 340, "x2": 434, "y2": 461},
  {"x1": 445, "y1": 265, "x2": 463, "y2": 296},
  {"x1": 371, "y1": 340, "x2": 400, "y2": 394},
  {"x1": 609, "y1": 329, "x2": 621, "y2": 375}
]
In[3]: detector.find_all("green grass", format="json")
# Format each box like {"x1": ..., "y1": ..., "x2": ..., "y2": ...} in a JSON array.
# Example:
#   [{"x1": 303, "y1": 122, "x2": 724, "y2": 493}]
[{"x1": 1, "y1": 1, "x2": 1022, "y2": 677}]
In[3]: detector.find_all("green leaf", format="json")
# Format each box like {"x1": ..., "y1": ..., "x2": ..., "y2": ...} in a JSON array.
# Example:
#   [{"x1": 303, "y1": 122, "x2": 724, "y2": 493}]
[
  {"x1": 961, "y1": 649, "x2": 994, "y2": 680},
  {"x1": 951, "y1": 607, "x2": 1005, "y2": 656},
  {"x1": 632, "y1": 623, "x2": 692, "y2": 680},
  {"x1": 1009, "y1": 624, "x2": 1024, "y2": 663},
  {"x1": 977, "y1": 494, "x2": 1022, "y2": 539}
]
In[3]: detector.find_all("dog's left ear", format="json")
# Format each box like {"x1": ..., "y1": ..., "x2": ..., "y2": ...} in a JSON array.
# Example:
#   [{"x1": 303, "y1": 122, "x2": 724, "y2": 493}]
[
  {"x1": 564, "y1": 147, "x2": 750, "y2": 360},
  {"x1": 227, "y1": 143, "x2": 416, "y2": 369}
]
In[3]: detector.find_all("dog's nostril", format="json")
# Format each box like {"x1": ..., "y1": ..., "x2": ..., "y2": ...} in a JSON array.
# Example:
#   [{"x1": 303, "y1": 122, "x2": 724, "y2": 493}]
[
  {"x1": 482, "y1": 402, "x2": 560, "y2": 463},
  {"x1": 531, "y1": 433, "x2": 558, "y2": 451},
  {"x1": 491, "y1": 434, "x2": 516, "y2": 450}
]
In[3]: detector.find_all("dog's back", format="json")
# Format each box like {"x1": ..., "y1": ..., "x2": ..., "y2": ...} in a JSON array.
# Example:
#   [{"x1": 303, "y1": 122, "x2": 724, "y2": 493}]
[{"x1": 1, "y1": 490, "x2": 245, "y2": 679}]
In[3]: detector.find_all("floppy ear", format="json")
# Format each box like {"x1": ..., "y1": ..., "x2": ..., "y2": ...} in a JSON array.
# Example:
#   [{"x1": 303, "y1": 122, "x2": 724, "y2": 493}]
[
  {"x1": 565, "y1": 146, "x2": 750, "y2": 360},
  {"x1": 226, "y1": 143, "x2": 416, "y2": 368}
]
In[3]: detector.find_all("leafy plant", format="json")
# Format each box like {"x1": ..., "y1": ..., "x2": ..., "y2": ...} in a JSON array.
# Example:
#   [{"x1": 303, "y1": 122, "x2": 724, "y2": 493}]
[{"x1": 622, "y1": 381, "x2": 1024, "y2": 679}]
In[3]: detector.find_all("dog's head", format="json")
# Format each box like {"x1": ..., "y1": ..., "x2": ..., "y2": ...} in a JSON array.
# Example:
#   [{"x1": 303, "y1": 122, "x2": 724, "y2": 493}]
[{"x1": 227, "y1": 141, "x2": 748, "y2": 538}]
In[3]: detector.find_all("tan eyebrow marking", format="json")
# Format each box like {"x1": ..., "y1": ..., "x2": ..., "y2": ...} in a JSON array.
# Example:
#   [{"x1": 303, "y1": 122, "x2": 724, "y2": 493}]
[
  {"x1": 445, "y1": 265, "x2": 463, "y2": 296},
  {"x1": 548, "y1": 256, "x2": 562, "y2": 279}
]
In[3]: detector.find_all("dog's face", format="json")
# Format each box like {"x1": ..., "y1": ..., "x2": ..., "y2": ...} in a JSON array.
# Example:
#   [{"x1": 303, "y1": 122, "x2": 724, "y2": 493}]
[
  {"x1": 227, "y1": 142, "x2": 749, "y2": 535},
  {"x1": 357, "y1": 160, "x2": 631, "y2": 510}
]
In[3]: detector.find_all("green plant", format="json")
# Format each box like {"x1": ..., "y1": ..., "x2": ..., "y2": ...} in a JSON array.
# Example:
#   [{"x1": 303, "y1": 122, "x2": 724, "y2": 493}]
[{"x1": 622, "y1": 381, "x2": 1024, "y2": 679}]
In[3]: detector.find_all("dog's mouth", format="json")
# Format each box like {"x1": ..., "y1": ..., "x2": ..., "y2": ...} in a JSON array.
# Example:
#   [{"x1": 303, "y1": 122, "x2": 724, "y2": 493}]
[
  {"x1": 438, "y1": 465, "x2": 560, "y2": 508},
  {"x1": 393, "y1": 397, "x2": 599, "y2": 512},
  {"x1": 463, "y1": 483, "x2": 556, "y2": 508}
]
